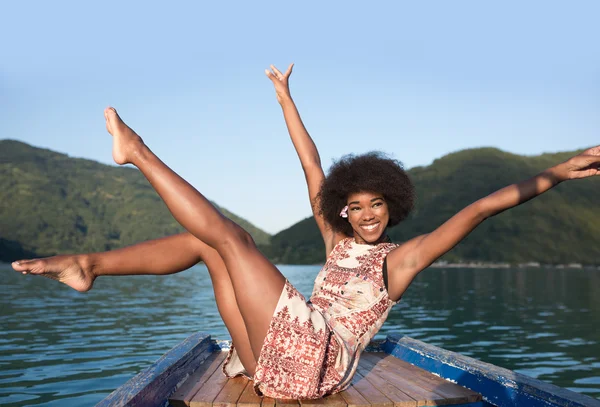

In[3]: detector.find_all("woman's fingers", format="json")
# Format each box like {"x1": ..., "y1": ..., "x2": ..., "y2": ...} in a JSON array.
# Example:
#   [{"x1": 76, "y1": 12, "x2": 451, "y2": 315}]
[
  {"x1": 582, "y1": 154, "x2": 600, "y2": 167},
  {"x1": 583, "y1": 145, "x2": 600, "y2": 156},
  {"x1": 284, "y1": 63, "x2": 294, "y2": 77},
  {"x1": 270, "y1": 64, "x2": 284, "y2": 78},
  {"x1": 266, "y1": 63, "x2": 294, "y2": 81},
  {"x1": 265, "y1": 69, "x2": 282, "y2": 83},
  {"x1": 265, "y1": 67, "x2": 281, "y2": 82},
  {"x1": 574, "y1": 156, "x2": 596, "y2": 171},
  {"x1": 576, "y1": 168, "x2": 600, "y2": 179},
  {"x1": 567, "y1": 154, "x2": 600, "y2": 179}
]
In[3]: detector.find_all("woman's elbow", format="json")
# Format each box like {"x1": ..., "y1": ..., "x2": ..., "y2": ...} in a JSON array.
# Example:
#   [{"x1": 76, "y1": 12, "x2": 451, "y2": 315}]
[
  {"x1": 302, "y1": 160, "x2": 323, "y2": 175},
  {"x1": 473, "y1": 198, "x2": 493, "y2": 221}
]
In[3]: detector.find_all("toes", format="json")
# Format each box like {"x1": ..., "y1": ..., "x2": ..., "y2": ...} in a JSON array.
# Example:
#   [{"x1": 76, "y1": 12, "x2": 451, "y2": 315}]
[
  {"x1": 104, "y1": 107, "x2": 116, "y2": 121},
  {"x1": 104, "y1": 107, "x2": 116, "y2": 123},
  {"x1": 12, "y1": 259, "x2": 43, "y2": 274},
  {"x1": 12, "y1": 261, "x2": 30, "y2": 273},
  {"x1": 104, "y1": 107, "x2": 120, "y2": 121},
  {"x1": 12, "y1": 259, "x2": 30, "y2": 269},
  {"x1": 104, "y1": 107, "x2": 127, "y2": 133}
]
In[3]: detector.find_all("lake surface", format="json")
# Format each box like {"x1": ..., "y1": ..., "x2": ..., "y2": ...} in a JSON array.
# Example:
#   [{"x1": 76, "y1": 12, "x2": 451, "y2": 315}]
[{"x1": 1, "y1": 263, "x2": 599, "y2": 406}]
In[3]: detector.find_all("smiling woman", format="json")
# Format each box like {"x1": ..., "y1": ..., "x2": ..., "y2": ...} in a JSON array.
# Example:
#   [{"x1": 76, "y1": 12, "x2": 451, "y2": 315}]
[
  {"x1": 317, "y1": 151, "x2": 414, "y2": 243},
  {"x1": 346, "y1": 192, "x2": 390, "y2": 244},
  {"x1": 260, "y1": 62, "x2": 600, "y2": 397},
  {"x1": 9, "y1": 64, "x2": 600, "y2": 402}
]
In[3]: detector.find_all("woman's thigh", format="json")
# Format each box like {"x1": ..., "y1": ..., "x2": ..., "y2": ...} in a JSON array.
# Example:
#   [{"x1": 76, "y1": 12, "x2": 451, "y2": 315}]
[{"x1": 199, "y1": 240, "x2": 258, "y2": 375}]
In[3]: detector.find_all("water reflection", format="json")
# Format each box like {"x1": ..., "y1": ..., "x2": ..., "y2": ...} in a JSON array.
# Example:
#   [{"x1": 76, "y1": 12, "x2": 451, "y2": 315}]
[
  {"x1": 0, "y1": 264, "x2": 598, "y2": 406},
  {"x1": 381, "y1": 267, "x2": 600, "y2": 398}
]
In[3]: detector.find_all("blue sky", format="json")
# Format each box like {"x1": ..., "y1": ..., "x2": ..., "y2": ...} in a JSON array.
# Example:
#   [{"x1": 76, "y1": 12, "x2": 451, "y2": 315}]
[{"x1": 1, "y1": 1, "x2": 599, "y2": 234}]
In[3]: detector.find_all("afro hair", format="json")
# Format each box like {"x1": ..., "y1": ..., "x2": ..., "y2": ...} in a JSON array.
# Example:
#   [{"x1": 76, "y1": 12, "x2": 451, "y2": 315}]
[{"x1": 318, "y1": 151, "x2": 415, "y2": 236}]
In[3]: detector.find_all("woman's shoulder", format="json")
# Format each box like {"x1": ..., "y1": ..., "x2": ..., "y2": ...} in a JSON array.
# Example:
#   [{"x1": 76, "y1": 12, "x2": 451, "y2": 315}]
[
  {"x1": 377, "y1": 240, "x2": 400, "y2": 252},
  {"x1": 325, "y1": 234, "x2": 351, "y2": 254}
]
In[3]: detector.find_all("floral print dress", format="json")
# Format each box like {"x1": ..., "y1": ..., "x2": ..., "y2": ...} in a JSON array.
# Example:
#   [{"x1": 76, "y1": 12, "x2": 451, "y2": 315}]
[{"x1": 223, "y1": 238, "x2": 399, "y2": 399}]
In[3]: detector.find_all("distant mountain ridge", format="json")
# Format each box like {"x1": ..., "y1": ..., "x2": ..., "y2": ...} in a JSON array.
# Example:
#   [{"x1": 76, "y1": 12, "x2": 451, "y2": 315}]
[
  {"x1": 0, "y1": 140, "x2": 270, "y2": 262},
  {"x1": 266, "y1": 147, "x2": 600, "y2": 265},
  {"x1": 2, "y1": 140, "x2": 599, "y2": 265}
]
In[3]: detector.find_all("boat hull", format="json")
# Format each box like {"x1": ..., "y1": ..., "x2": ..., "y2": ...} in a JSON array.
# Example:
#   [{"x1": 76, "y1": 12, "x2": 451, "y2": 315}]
[{"x1": 97, "y1": 333, "x2": 600, "y2": 407}]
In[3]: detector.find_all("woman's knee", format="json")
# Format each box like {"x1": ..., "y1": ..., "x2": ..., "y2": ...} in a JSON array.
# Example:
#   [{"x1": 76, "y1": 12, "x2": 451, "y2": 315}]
[{"x1": 215, "y1": 221, "x2": 256, "y2": 253}]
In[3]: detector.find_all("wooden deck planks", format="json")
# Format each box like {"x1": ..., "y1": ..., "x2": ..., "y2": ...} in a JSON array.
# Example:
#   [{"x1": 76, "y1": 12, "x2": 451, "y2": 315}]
[
  {"x1": 213, "y1": 376, "x2": 250, "y2": 407},
  {"x1": 358, "y1": 354, "x2": 453, "y2": 406},
  {"x1": 337, "y1": 382, "x2": 370, "y2": 407},
  {"x1": 189, "y1": 355, "x2": 232, "y2": 407},
  {"x1": 171, "y1": 352, "x2": 227, "y2": 407},
  {"x1": 276, "y1": 399, "x2": 300, "y2": 407},
  {"x1": 238, "y1": 381, "x2": 262, "y2": 407},
  {"x1": 172, "y1": 351, "x2": 482, "y2": 407},
  {"x1": 261, "y1": 397, "x2": 277, "y2": 407},
  {"x1": 373, "y1": 354, "x2": 481, "y2": 403},
  {"x1": 349, "y1": 370, "x2": 394, "y2": 407},
  {"x1": 299, "y1": 392, "x2": 347, "y2": 407},
  {"x1": 354, "y1": 363, "x2": 417, "y2": 407},
  {"x1": 362, "y1": 354, "x2": 480, "y2": 404}
]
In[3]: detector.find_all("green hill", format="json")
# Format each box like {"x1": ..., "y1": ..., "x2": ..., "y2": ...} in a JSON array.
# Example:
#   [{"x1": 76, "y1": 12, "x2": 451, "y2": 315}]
[
  {"x1": 3, "y1": 141, "x2": 599, "y2": 266},
  {"x1": 267, "y1": 147, "x2": 600, "y2": 265},
  {"x1": 0, "y1": 140, "x2": 270, "y2": 262}
]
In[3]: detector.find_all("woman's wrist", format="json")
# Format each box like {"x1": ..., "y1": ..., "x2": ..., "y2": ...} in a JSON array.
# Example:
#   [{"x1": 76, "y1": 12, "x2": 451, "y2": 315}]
[
  {"x1": 543, "y1": 164, "x2": 568, "y2": 184},
  {"x1": 278, "y1": 92, "x2": 294, "y2": 106}
]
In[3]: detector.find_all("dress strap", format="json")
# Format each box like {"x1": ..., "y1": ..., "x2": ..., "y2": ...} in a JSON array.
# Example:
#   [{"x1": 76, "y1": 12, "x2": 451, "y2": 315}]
[{"x1": 382, "y1": 256, "x2": 389, "y2": 291}]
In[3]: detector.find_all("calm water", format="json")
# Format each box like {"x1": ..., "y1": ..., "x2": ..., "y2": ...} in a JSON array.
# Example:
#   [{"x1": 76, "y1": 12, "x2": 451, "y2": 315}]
[{"x1": 1, "y1": 263, "x2": 599, "y2": 406}]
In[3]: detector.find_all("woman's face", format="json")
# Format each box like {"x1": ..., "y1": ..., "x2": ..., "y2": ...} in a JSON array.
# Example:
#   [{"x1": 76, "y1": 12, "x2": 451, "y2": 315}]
[{"x1": 346, "y1": 191, "x2": 390, "y2": 244}]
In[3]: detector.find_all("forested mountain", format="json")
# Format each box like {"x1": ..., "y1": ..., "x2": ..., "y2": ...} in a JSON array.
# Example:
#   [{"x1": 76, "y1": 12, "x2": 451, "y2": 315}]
[
  {"x1": 0, "y1": 140, "x2": 270, "y2": 262},
  {"x1": 267, "y1": 148, "x2": 600, "y2": 265},
  {"x1": 2, "y1": 140, "x2": 598, "y2": 265}
]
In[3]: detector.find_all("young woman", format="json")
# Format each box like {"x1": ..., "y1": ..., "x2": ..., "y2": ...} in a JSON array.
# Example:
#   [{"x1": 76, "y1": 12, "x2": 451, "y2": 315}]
[{"x1": 12, "y1": 66, "x2": 600, "y2": 400}]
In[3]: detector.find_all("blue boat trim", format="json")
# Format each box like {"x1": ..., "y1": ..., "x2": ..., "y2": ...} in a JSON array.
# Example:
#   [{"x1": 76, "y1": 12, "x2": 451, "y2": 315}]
[
  {"x1": 96, "y1": 332, "x2": 213, "y2": 407},
  {"x1": 382, "y1": 333, "x2": 600, "y2": 407},
  {"x1": 97, "y1": 332, "x2": 599, "y2": 407}
]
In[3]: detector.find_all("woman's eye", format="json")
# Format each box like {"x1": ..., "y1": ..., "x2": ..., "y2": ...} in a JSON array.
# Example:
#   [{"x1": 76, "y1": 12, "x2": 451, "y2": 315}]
[
  {"x1": 350, "y1": 207, "x2": 360, "y2": 211},
  {"x1": 373, "y1": 202, "x2": 382, "y2": 207}
]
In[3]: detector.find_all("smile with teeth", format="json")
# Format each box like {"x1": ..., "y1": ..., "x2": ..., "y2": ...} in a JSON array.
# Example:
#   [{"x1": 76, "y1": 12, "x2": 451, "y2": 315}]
[{"x1": 360, "y1": 222, "x2": 380, "y2": 231}]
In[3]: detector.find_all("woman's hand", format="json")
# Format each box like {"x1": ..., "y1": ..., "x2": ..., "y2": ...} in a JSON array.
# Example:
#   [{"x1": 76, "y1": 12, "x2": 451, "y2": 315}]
[
  {"x1": 559, "y1": 146, "x2": 600, "y2": 180},
  {"x1": 265, "y1": 63, "x2": 294, "y2": 105}
]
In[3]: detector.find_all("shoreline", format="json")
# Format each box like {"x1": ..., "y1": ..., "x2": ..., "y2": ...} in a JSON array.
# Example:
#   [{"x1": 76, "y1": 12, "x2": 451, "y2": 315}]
[
  {"x1": 429, "y1": 261, "x2": 596, "y2": 269},
  {"x1": 2, "y1": 260, "x2": 597, "y2": 270}
]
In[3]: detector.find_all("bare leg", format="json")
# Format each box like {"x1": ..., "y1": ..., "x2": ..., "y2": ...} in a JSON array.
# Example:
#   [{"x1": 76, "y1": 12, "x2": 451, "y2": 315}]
[
  {"x1": 12, "y1": 233, "x2": 205, "y2": 291},
  {"x1": 12, "y1": 232, "x2": 257, "y2": 373},
  {"x1": 105, "y1": 107, "x2": 285, "y2": 361}
]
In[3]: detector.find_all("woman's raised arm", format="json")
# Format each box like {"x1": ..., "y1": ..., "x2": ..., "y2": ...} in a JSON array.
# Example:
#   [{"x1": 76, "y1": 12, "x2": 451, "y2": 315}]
[
  {"x1": 385, "y1": 147, "x2": 600, "y2": 301},
  {"x1": 266, "y1": 64, "x2": 343, "y2": 252}
]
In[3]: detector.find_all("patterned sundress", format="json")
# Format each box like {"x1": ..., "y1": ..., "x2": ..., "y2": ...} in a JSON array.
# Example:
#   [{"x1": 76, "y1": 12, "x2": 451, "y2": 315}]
[{"x1": 223, "y1": 238, "x2": 399, "y2": 399}]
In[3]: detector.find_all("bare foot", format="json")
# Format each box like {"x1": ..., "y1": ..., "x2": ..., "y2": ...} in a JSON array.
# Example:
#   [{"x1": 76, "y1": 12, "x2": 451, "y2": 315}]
[
  {"x1": 104, "y1": 107, "x2": 145, "y2": 165},
  {"x1": 12, "y1": 255, "x2": 96, "y2": 292}
]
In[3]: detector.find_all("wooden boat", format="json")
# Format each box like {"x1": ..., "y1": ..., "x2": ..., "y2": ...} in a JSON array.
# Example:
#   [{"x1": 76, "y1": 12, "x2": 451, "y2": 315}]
[{"x1": 97, "y1": 332, "x2": 600, "y2": 407}]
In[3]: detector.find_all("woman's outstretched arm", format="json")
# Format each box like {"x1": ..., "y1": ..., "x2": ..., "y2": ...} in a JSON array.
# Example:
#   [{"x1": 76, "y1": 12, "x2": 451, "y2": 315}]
[
  {"x1": 385, "y1": 147, "x2": 600, "y2": 301},
  {"x1": 266, "y1": 64, "x2": 344, "y2": 252}
]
